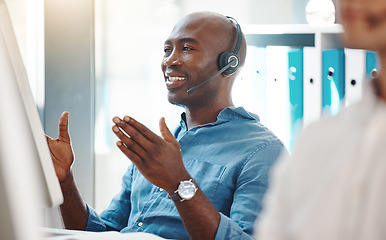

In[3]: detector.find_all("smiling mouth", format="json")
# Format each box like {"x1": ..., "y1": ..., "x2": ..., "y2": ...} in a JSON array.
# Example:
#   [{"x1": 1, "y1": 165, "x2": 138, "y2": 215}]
[
  {"x1": 165, "y1": 76, "x2": 187, "y2": 89},
  {"x1": 166, "y1": 76, "x2": 186, "y2": 83}
]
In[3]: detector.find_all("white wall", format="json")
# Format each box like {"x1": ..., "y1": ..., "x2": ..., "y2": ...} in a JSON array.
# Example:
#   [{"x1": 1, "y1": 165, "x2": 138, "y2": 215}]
[{"x1": 179, "y1": 0, "x2": 294, "y2": 24}]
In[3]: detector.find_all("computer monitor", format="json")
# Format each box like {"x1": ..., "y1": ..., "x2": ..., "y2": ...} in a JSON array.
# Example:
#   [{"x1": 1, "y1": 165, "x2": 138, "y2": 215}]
[{"x1": 0, "y1": 1, "x2": 63, "y2": 239}]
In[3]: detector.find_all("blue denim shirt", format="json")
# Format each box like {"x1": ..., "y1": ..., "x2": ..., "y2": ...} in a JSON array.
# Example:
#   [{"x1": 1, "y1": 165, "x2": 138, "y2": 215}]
[{"x1": 86, "y1": 107, "x2": 286, "y2": 239}]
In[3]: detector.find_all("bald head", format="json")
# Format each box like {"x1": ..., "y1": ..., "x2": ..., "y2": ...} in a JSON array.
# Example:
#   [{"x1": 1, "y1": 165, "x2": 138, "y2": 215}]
[{"x1": 171, "y1": 11, "x2": 246, "y2": 70}]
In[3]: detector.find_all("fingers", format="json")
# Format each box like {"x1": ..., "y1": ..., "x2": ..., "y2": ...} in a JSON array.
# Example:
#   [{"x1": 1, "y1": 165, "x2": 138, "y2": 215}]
[
  {"x1": 112, "y1": 124, "x2": 147, "y2": 158},
  {"x1": 159, "y1": 117, "x2": 180, "y2": 149},
  {"x1": 58, "y1": 112, "x2": 71, "y2": 143},
  {"x1": 123, "y1": 116, "x2": 160, "y2": 143},
  {"x1": 113, "y1": 116, "x2": 160, "y2": 145},
  {"x1": 116, "y1": 140, "x2": 143, "y2": 164}
]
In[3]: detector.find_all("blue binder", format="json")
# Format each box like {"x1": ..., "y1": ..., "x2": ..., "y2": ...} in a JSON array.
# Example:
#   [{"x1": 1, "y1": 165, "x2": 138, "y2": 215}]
[
  {"x1": 366, "y1": 51, "x2": 379, "y2": 81},
  {"x1": 322, "y1": 49, "x2": 345, "y2": 116},
  {"x1": 288, "y1": 49, "x2": 303, "y2": 151}
]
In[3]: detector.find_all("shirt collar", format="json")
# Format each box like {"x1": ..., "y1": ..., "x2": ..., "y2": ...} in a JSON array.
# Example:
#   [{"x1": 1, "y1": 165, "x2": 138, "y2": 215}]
[
  {"x1": 216, "y1": 106, "x2": 258, "y2": 121},
  {"x1": 179, "y1": 106, "x2": 259, "y2": 130}
]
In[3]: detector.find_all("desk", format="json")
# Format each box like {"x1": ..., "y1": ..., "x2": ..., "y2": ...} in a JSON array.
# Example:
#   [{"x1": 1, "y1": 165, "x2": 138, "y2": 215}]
[{"x1": 42, "y1": 228, "x2": 167, "y2": 240}]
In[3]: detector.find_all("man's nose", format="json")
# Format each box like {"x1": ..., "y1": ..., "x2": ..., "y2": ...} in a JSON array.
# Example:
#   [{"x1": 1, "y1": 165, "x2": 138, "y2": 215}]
[{"x1": 163, "y1": 51, "x2": 182, "y2": 67}]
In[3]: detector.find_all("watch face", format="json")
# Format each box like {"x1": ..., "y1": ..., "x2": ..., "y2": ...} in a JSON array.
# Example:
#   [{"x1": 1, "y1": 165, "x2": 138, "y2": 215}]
[{"x1": 178, "y1": 180, "x2": 196, "y2": 200}]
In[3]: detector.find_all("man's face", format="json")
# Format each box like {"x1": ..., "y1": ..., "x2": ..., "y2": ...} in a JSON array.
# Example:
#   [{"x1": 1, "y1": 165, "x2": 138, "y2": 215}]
[
  {"x1": 161, "y1": 16, "x2": 227, "y2": 106},
  {"x1": 338, "y1": 0, "x2": 386, "y2": 51}
]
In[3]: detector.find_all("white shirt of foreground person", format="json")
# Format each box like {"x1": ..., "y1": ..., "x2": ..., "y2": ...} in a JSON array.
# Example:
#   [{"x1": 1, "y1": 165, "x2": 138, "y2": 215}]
[{"x1": 255, "y1": 81, "x2": 386, "y2": 240}]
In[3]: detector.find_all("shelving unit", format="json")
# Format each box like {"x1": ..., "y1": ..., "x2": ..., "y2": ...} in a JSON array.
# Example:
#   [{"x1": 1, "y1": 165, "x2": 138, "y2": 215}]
[
  {"x1": 239, "y1": 24, "x2": 346, "y2": 151},
  {"x1": 243, "y1": 24, "x2": 344, "y2": 49}
]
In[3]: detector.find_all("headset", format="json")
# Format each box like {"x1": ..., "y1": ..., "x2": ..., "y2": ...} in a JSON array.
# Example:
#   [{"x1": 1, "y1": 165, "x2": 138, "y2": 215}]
[
  {"x1": 187, "y1": 16, "x2": 243, "y2": 94},
  {"x1": 218, "y1": 16, "x2": 242, "y2": 75}
]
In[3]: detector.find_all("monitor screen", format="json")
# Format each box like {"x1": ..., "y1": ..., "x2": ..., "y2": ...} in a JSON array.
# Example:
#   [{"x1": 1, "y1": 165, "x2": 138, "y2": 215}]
[{"x1": 0, "y1": 1, "x2": 63, "y2": 239}]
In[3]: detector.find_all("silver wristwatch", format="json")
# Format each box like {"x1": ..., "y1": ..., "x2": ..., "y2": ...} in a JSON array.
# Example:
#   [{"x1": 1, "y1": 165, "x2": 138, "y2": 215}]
[{"x1": 168, "y1": 179, "x2": 198, "y2": 202}]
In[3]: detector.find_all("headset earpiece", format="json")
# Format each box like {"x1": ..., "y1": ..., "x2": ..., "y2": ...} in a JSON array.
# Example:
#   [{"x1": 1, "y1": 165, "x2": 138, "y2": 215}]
[{"x1": 218, "y1": 51, "x2": 239, "y2": 75}]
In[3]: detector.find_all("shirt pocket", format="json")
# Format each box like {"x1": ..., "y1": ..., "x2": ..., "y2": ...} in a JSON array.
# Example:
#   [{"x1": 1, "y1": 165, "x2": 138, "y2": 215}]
[{"x1": 185, "y1": 158, "x2": 227, "y2": 202}]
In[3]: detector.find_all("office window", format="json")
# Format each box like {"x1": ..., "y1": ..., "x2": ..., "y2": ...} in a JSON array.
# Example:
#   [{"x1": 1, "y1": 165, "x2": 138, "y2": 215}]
[
  {"x1": 94, "y1": 0, "x2": 183, "y2": 211},
  {"x1": 5, "y1": 0, "x2": 45, "y2": 115}
]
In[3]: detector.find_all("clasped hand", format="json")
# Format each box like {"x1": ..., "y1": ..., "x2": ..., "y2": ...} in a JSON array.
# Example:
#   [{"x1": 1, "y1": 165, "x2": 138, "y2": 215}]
[{"x1": 112, "y1": 116, "x2": 190, "y2": 193}]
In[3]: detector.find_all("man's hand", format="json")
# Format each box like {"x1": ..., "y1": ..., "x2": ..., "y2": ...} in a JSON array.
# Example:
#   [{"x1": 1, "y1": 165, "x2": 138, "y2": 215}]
[
  {"x1": 113, "y1": 116, "x2": 222, "y2": 240},
  {"x1": 46, "y1": 112, "x2": 74, "y2": 183},
  {"x1": 112, "y1": 116, "x2": 190, "y2": 193}
]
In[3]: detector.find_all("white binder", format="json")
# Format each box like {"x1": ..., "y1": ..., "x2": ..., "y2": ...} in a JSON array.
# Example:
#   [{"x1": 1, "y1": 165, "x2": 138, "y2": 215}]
[
  {"x1": 344, "y1": 48, "x2": 366, "y2": 107},
  {"x1": 234, "y1": 46, "x2": 267, "y2": 124},
  {"x1": 265, "y1": 46, "x2": 291, "y2": 149},
  {"x1": 303, "y1": 47, "x2": 322, "y2": 128}
]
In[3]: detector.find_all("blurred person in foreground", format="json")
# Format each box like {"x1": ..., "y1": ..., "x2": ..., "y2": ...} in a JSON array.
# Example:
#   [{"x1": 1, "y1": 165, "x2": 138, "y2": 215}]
[{"x1": 255, "y1": 0, "x2": 386, "y2": 239}]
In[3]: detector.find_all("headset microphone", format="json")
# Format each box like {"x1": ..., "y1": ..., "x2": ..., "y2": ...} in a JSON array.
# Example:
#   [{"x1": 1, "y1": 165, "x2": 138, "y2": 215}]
[
  {"x1": 186, "y1": 16, "x2": 242, "y2": 94},
  {"x1": 187, "y1": 58, "x2": 237, "y2": 94}
]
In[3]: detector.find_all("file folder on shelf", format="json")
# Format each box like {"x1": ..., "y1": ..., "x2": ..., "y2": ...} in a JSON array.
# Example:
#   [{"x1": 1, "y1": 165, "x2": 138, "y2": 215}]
[
  {"x1": 322, "y1": 49, "x2": 345, "y2": 116},
  {"x1": 288, "y1": 48, "x2": 303, "y2": 151},
  {"x1": 344, "y1": 48, "x2": 366, "y2": 107},
  {"x1": 344, "y1": 50, "x2": 380, "y2": 107},
  {"x1": 303, "y1": 47, "x2": 322, "y2": 128},
  {"x1": 234, "y1": 46, "x2": 267, "y2": 124},
  {"x1": 366, "y1": 51, "x2": 379, "y2": 81},
  {"x1": 265, "y1": 46, "x2": 291, "y2": 150}
]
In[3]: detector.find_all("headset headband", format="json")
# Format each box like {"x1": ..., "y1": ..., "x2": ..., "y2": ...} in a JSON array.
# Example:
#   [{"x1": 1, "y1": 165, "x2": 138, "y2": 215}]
[{"x1": 226, "y1": 16, "x2": 242, "y2": 55}]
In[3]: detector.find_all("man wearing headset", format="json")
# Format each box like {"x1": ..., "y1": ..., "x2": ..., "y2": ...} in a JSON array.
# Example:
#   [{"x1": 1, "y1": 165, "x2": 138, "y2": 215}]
[{"x1": 47, "y1": 11, "x2": 286, "y2": 240}]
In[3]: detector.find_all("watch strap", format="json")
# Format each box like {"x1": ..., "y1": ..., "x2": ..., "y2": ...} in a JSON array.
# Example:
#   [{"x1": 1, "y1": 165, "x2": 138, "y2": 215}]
[{"x1": 168, "y1": 190, "x2": 183, "y2": 202}]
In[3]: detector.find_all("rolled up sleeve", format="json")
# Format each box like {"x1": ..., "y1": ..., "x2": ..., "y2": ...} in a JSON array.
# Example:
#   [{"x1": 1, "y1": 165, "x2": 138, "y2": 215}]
[
  {"x1": 86, "y1": 204, "x2": 109, "y2": 231},
  {"x1": 215, "y1": 213, "x2": 254, "y2": 240}
]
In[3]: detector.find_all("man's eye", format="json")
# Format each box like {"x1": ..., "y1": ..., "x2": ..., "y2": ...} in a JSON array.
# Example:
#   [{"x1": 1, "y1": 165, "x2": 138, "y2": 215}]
[
  {"x1": 183, "y1": 46, "x2": 192, "y2": 51},
  {"x1": 164, "y1": 48, "x2": 171, "y2": 53}
]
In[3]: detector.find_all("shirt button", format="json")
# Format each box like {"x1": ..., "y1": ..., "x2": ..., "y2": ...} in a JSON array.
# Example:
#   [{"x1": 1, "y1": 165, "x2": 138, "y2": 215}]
[
  {"x1": 159, "y1": 188, "x2": 164, "y2": 192},
  {"x1": 138, "y1": 222, "x2": 143, "y2": 227}
]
